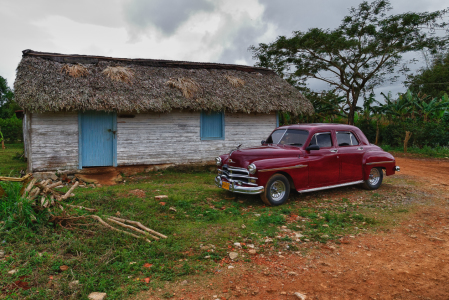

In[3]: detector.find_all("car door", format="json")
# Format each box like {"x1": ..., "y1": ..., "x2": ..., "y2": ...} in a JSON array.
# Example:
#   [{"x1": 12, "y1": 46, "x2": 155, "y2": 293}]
[
  {"x1": 306, "y1": 131, "x2": 340, "y2": 188},
  {"x1": 336, "y1": 131, "x2": 364, "y2": 182}
]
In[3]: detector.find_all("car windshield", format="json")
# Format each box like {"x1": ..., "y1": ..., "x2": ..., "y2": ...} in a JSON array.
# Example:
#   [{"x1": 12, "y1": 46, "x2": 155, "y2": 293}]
[{"x1": 266, "y1": 129, "x2": 309, "y2": 147}]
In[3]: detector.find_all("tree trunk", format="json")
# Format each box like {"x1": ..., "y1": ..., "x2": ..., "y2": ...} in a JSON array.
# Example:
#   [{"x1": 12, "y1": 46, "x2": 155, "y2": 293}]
[
  {"x1": 347, "y1": 90, "x2": 360, "y2": 125},
  {"x1": 404, "y1": 131, "x2": 412, "y2": 153},
  {"x1": 375, "y1": 120, "x2": 379, "y2": 145}
]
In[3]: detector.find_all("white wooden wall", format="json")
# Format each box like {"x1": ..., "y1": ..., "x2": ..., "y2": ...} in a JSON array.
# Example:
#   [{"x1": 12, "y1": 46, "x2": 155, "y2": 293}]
[
  {"x1": 117, "y1": 111, "x2": 276, "y2": 165},
  {"x1": 29, "y1": 111, "x2": 276, "y2": 171},
  {"x1": 30, "y1": 112, "x2": 79, "y2": 171}
]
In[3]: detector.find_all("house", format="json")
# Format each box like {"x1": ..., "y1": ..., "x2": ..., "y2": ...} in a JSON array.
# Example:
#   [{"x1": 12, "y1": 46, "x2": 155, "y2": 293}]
[{"x1": 14, "y1": 50, "x2": 313, "y2": 173}]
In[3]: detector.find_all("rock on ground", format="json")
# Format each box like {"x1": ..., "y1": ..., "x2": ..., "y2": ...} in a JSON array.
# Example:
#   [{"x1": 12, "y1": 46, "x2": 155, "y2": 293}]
[
  {"x1": 229, "y1": 252, "x2": 238, "y2": 260},
  {"x1": 88, "y1": 292, "x2": 107, "y2": 300}
]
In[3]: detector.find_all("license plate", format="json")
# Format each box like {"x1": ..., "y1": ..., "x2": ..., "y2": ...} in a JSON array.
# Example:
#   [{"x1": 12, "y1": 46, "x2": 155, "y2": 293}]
[{"x1": 222, "y1": 182, "x2": 230, "y2": 190}]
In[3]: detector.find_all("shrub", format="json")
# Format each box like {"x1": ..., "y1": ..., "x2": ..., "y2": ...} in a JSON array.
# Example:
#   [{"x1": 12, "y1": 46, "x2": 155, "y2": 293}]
[{"x1": 0, "y1": 115, "x2": 23, "y2": 142}]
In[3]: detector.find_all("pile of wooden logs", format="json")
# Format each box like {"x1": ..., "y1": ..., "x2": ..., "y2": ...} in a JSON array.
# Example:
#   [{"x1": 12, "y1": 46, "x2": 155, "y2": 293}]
[{"x1": 25, "y1": 178, "x2": 79, "y2": 208}]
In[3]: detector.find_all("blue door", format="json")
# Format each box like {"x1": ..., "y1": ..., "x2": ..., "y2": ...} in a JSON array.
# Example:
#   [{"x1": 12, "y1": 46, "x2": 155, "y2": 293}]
[{"x1": 79, "y1": 111, "x2": 116, "y2": 168}]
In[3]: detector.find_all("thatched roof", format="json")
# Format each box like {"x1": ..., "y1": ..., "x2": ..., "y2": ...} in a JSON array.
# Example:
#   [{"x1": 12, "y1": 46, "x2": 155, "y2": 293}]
[{"x1": 14, "y1": 50, "x2": 313, "y2": 115}]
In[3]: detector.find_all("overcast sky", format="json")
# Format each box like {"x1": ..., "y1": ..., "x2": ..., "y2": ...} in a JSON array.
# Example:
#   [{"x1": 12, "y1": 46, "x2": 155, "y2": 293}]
[{"x1": 1, "y1": 0, "x2": 448, "y2": 98}]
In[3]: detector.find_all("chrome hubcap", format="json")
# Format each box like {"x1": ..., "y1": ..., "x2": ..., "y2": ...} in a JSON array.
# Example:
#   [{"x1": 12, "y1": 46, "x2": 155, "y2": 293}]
[
  {"x1": 369, "y1": 168, "x2": 381, "y2": 186},
  {"x1": 270, "y1": 180, "x2": 286, "y2": 201}
]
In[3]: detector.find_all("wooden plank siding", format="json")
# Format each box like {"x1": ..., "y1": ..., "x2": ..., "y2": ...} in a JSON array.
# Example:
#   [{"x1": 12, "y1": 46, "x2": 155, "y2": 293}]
[
  {"x1": 30, "y1": 112, "x2": 79, "y2": 171},
  {"x1": 28, "y1": 111, "x2": 276, "y2": 171},
  {"x1": 116, "y1": 111, "x2": 276, "y2": 165}
]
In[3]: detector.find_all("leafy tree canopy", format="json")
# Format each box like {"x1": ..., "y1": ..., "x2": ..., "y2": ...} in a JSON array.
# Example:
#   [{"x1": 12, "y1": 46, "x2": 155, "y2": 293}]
[
  {"x1": 0, "y1": 76, "x2": 20, "y2": 119},
  {"x1": 406, "y1": 51, "x2": 449, "y2": 98},
  {"x1": 249, "y1": 0, "x2": 448, "y2": 124}
]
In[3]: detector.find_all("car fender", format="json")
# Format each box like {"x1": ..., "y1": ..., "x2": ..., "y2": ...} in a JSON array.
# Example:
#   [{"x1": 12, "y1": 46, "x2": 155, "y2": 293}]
[
  {"x1": 253, "y1": 157, "x2": 308, "y2": 190},
  {"x1": 362, "y1": 151, "x2": 396, "y2": 180}
]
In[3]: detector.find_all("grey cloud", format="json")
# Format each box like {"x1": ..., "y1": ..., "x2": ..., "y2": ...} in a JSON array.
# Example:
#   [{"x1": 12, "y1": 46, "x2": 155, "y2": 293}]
[
  {"x1": 124, "y1": 0, "x2": 214, "y2": 35},
  {"x1": 258, "y1": 0, "x2": 362, "y2": 38},
  {"x1": 258, "y1": 0, "x2": 447, "y2": 39},
  {"x1": 5, "y1": 0, "x2": 125, "y2": 28},
  {"x1": 217, "y1": 23, "x2": 268, "y2": 65}
]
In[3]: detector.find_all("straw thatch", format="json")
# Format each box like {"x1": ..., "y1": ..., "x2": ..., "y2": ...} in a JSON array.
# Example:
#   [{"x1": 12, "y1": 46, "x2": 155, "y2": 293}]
[
  {"x1": 102, "y1": 66, "x2": 134, "y2": 84},
  {"x1": 166, "y1": 77, "x2": 201, "y2": 99},
  {"x1": 14, "y1": 50, "x2": 314, "y2": 115},
  {"x1": 225, "y1": 75, "x2": 245, "y2": 87},
  {"x1": 61, "y1": 64, "x2": 89, "y2": 77}
]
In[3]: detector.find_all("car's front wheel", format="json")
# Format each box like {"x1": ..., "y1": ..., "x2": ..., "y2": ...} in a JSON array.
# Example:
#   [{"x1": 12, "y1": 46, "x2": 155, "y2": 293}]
[
  {"x1": 363, "y1": 167, "x2": 383, "y2": 190},
  {"x1": 260, "y1": 174, "x2": 290, "y2": 206}
]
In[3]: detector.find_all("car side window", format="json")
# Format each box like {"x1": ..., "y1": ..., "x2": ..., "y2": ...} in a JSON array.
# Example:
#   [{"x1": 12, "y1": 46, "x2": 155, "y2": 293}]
[
  {"x1": 336, "y1": 132, "x2": 359, "y2": 146},
  {"x1": 309, "y1": 132, "x2": 332, "y2": 148}
]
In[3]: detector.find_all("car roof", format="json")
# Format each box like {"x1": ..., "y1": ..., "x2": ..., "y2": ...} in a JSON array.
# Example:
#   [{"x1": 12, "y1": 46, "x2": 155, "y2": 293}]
[{"x1": 278, "y1": 123, "x2": 359, "y2": 131}]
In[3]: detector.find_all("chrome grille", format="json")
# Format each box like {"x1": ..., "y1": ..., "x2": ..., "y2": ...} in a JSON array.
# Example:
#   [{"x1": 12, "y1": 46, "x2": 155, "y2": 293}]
[{"x1": 219, "y1": 165, "x2": 258, "y2": 186}]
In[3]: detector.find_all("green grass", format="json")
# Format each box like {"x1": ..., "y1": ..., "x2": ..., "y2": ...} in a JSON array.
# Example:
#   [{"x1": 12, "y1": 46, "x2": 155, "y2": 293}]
[
  {"x1": 0, "y1": 146, "x2": 426, "y2": 299},
  {"x1": 381, "y1": 144, "x2": 449, "y2": 158},
  {"x1": 0, "y1": 144, "x2": 27, "y2": 177}
]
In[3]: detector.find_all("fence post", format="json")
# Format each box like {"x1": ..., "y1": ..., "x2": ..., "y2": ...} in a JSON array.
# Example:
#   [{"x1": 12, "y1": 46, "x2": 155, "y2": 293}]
[{"x1": 404, "y1": 131, "x2": 412, "y2": 153}]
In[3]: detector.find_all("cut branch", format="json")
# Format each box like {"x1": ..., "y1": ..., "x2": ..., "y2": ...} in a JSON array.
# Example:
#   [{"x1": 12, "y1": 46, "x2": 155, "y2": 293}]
[
  {"x1": 109, "y1": 216, "x2": 167, "y2": 239},
  {"x1": 107, "y1": 218, "x2": 159, "y2": 240},
  {"x1": 87, "y1": 215, "x2": 151, "y2": 243}
]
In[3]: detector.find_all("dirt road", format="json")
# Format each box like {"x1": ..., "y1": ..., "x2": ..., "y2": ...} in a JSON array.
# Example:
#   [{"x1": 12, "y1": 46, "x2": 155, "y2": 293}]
[
  {"x1": 396, "y1": 156, "x2": 449, "y2": 190},
  {"x1": 137, "y1": 156, "x2": 449, "y2": 300}
]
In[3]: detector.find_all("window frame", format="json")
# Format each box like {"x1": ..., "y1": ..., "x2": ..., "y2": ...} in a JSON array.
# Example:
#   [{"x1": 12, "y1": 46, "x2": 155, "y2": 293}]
[
  {"x1": 200, "y1": 111, "x2": 225, "y2": 141},
  {"x1": 309, "y1": 132, "x2": 333, "y2": 149},
  {"x1": 336, "y1": 131, "x2": 360, "y2": 147}
]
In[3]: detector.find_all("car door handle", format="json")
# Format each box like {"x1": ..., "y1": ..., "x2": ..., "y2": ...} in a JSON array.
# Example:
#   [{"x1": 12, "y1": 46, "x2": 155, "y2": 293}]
[
  {"x1": 357, "y1": 147, "x2": 364, "y2": 150},
  {"x1": 330, "y1": 149, "x2": 338, "y2": 153}
]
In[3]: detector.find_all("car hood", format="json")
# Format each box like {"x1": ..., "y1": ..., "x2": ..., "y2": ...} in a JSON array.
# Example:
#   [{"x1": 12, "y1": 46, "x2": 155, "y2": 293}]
[{"x1": 225, "y1": 144, "x2": 301, "y2": 167}]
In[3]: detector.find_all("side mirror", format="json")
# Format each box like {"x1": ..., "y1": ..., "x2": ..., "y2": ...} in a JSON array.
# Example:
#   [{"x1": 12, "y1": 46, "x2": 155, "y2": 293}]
[
  {"x1": 261, "y1": 140, "x2": 266, "y2": 145},
  {"x1": 305, "y1": 145, "x2": 320, "y2": 151}
]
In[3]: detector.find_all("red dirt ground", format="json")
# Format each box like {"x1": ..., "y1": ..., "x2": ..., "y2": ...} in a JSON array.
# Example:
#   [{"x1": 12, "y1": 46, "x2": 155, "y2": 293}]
[{"x1": 134, "y1": 156, "x2": 449, "y2": 300}]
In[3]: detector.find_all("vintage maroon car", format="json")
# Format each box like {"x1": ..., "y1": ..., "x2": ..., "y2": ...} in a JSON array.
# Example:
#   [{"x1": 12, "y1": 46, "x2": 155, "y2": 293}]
[{"x1": 215, "y1": 123, "x2": 400, "y2": 206}]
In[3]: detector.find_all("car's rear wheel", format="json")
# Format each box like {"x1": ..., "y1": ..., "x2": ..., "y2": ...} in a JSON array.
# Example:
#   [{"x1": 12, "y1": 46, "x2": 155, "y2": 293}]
[
  {"x1": 363, "y1": 167, "x2": 383, "y2": 190},
  {"x1": 260, "y1": 174, "x2": 290, "y2": 206}
]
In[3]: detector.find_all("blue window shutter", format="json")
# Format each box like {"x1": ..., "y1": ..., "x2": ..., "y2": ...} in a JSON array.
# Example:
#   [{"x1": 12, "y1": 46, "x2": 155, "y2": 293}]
[
  {"x1": 201, "y1": 111, "x2": 225, "y2": 140},
  {"x1": 276, "y1": 111, "x2": 279, "y2": 128}
]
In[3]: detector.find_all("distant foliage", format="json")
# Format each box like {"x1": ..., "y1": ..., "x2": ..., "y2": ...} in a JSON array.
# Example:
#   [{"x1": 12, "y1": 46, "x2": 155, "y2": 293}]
[
  {"x1": 406, "y1": 51, "x2": 449, "y2": 99},
  {"x1": 281, "y1": 89, "x2": 449, "y2": 149},
  {"x1": 0, "y1": 115, "x2": 22, "y2": 142}
]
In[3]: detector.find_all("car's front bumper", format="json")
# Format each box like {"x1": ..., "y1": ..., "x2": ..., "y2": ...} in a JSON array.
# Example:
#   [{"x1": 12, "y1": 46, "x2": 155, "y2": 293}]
[{"x1": 215, "y1": 176, "x2": 264, "y2": 195}]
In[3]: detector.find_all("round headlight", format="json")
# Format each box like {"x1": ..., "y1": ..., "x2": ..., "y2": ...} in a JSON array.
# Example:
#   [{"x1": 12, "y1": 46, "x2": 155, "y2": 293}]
[
  {"x1": 215, "y1": 157, "x2": 222, "y2": 166},
  {"x1": 247, "y1": 163, "x2": 257, "y2": 174}
]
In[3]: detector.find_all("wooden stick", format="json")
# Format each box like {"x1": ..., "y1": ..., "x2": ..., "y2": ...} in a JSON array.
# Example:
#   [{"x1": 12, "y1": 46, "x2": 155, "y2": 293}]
[
  {"x1": 66, "y1": 204, "x2": 98, "y2": 212},
  {"x1": 87, "y1": 215, "x2": 150, "y2": 243},
  {"x1": 61, "y1": 182, "x2": 79, "y2": 200},
  {"x1": 28, "y1": 187, "x2": 41, "y2": 200},
  {"x1": 109, "y1": 216, "x2": 167, "y2": 239},
  {"x1": 0, "y1": 173, "x2": 32, "y2": 182},
  {"x1": 41, "y1": 179, "x2": 52, "y2": 186},
  {"x1": 35, "y1": 183, "x2": 62, "y2": 200},
  {"x1": 25, "y1": 178, "x2": 37, "y2": 193},
  {"x1": 107, "y1": 218, "x2": 159, "y2": 240},
  {"x1": 46, "y1": 181, "x2": 63, "y2": 189}
]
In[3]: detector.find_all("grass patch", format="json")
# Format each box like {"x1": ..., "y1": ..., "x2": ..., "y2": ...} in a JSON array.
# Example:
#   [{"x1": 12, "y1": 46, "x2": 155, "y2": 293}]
[
  {"x1": 381, "y1": 144, "x2": 449, "y2": 158},
  {"x1": 0, "y1": 144, "x2": 27, "y2": 177}
]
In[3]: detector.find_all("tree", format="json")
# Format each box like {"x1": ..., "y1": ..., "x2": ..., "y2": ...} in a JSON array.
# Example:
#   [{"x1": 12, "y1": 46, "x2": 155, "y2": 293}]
[
  {"x1": 249, "y1": 0, "x2": 448, "y2": 124},
  {"x1": 0, "y1": 76, "x2": 19, "y2": 119},
  {"x1": 406, "y1": 51, "x2": 449, "y2": 98}
]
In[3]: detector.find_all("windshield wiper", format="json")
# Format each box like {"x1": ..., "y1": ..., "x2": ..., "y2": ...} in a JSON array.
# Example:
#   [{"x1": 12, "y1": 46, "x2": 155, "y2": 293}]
[{"x1": 287, "y1": 143, "x2": 302, "y2": 146}]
